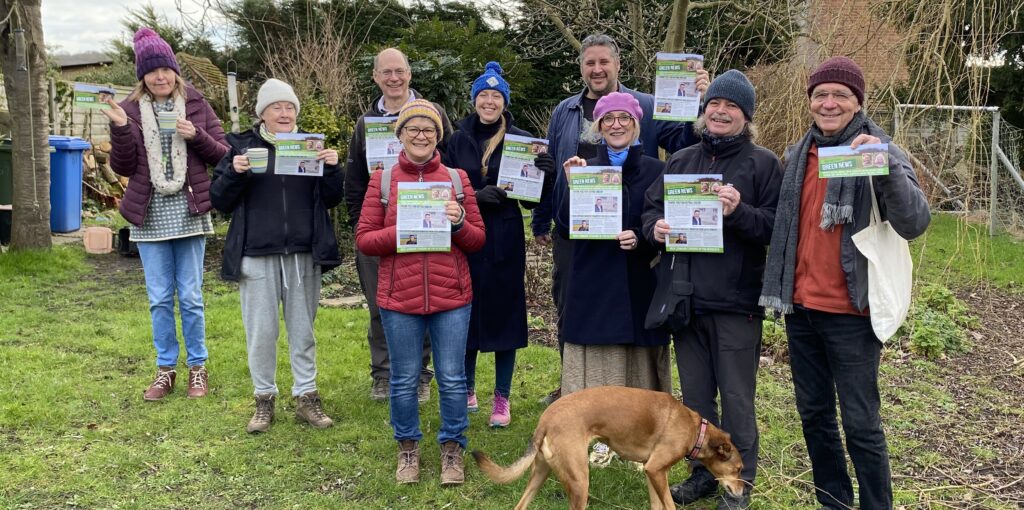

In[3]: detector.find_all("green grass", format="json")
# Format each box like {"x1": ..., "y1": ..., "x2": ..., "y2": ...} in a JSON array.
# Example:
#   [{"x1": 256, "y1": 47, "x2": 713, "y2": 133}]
[
  {"x1": 0, "y1": 219, "x2": 1019, "y2": 508},
  {"x1": 912, "y1": 213, "x2": 1024, "y2": 292}
]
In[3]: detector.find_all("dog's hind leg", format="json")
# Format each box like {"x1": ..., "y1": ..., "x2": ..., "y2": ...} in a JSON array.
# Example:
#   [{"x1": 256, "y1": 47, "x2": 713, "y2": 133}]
[{"x1": 513, "y1": 457, "x2": 551, "y2": 510}]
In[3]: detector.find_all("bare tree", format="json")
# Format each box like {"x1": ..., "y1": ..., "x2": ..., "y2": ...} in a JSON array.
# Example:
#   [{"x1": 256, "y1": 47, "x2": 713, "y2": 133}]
[{"x1": 1, "y1": 0, "x2": 51, "y2": 249}]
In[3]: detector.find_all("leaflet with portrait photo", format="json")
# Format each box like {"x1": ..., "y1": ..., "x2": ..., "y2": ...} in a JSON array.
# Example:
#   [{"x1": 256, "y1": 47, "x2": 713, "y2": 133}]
[
  {"x1": 569, "y1": 166, "x2": 622, "y2": 240},
  {"x1": 496, "y1": 134, "x2": 549, "y2": 203},
  {"x1": 73, "y1": 83, "x2": 117, "y2": 110},
  {"x1": 364, "y1": 116, "x2": 400, "y2": 175},
  {"x1": 664, "y1": 174, "x2": 724, "y2": 253},
  {"x1": 817, "y1": 143, "x2": 889, "y2": 178},
  {"x1": 396, "y1": 182, "x2": 452, "y2": 253},
  {"x1": 274, "y1": 133, "x2": 325, "y2": 176},
  {"x1": 652, "y1": 53, "x2": 704, "y2": 122}
]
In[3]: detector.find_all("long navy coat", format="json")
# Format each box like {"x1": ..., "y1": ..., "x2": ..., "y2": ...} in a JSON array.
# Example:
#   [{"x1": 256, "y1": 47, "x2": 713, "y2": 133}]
[
  {"x1": 442, "y1": 112, "x2": 534, "y2": 352},
  {"x1": 555, "y1": 144, "x2": 669, "y2": 347}
]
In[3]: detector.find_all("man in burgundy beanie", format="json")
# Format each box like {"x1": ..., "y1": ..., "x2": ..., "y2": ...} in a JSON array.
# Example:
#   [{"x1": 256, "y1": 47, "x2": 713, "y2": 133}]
[{"x1": 759, "y1": 56, "x2": 930, "y2": 510}]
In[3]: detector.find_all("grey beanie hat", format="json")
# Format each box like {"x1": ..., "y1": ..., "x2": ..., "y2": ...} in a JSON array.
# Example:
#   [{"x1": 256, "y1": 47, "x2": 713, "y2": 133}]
[{"x1": 703, "y1": 69, "x2": 756, "y2": 120}]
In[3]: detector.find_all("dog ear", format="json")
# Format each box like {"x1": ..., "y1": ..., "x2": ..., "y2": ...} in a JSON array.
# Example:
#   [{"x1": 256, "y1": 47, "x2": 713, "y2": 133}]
[{"x1": 708, "y1": 432, "x2": 734, "y2": 459}]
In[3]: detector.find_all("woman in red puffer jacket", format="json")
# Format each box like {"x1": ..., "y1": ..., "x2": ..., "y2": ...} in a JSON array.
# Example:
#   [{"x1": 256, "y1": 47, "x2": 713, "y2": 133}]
[{"x1": 356, "y1": 99, "x2": 485, "y2": 486}]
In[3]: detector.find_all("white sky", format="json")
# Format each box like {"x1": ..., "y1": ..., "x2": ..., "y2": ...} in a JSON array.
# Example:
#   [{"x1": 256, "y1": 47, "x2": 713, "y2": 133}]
[{"x1": 43, "y1": 0, "x2": 226, "y2": 55}]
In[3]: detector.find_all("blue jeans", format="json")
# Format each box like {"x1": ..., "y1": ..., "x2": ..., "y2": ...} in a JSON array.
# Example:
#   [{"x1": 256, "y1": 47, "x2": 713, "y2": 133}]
[
  {"x1": 381, "y1": 304, "x2": 471, "y2": 448},
  {"x1": 137, "y1": 235, "x2": 208, "y2": 368},
  {"x1": 465, "y1": 349, "x2": 517, "y2": 398},
  {"x1": 786, "y1": 306, "x2": 891, "y2": 510}
]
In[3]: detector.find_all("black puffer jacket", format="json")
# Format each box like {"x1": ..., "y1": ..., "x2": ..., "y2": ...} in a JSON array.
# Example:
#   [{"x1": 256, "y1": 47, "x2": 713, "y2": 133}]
[{"x1": 210, "y1": 127, "x2": 344, "y2": 281}]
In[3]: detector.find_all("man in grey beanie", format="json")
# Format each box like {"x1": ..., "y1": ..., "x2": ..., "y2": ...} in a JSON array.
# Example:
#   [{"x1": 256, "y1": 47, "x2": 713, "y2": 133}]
[{"x1": 641, "y1": 69, "x2": 783, "y2": 509}]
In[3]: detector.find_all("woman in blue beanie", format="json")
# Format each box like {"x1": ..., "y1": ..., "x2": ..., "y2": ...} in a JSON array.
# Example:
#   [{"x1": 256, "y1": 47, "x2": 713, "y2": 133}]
[{"x1": 442, "y1": 61, "x2": 557, "y2": 427}]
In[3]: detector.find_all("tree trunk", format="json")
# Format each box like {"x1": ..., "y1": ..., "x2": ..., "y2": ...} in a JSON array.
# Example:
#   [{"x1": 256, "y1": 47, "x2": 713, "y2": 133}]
[
  {"x1": 664, "y1": 0, "x2": 690, "y2": 52},
  {"x1": 1, "y1": 0, "x2": 52, "y2": 250}
]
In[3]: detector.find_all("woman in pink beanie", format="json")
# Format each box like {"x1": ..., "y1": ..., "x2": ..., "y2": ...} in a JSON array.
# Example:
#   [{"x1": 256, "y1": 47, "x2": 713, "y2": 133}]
[{"x1": 102, "y1": 27, "x2": 228, "y2": 402}]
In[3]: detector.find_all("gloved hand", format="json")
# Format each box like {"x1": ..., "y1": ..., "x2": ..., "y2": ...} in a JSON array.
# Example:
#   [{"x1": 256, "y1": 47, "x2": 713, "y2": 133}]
[
  {"x1": 534, "y1": 152, "x2": 556, "y2": 175},
  {"x1": 475, "y1": 185, "x2": 507, "y2": 206}
]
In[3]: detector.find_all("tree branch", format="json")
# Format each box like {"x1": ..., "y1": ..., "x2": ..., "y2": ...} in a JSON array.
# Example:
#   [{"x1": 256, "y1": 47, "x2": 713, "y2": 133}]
[{"x1": 690, "y1": 0, "x2": 796, "y2": 40}]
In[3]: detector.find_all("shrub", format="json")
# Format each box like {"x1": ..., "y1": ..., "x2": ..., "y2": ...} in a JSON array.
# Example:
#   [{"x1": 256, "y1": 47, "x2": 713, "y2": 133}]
[{"x1": 902, "y1": 283, "x2": 976, "y2": 359}]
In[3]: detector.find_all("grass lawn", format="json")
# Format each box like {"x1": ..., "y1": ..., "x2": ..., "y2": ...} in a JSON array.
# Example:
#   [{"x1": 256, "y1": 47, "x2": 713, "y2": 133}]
[{"x1": 0, "y1": 213, "x2": 1020, "y2": 509}]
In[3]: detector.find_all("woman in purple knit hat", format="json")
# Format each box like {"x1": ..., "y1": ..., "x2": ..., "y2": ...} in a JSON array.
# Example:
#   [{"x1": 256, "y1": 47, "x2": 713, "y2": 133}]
[{"x1": 103, "y1": 27, "x2": 228, "y2": 402}]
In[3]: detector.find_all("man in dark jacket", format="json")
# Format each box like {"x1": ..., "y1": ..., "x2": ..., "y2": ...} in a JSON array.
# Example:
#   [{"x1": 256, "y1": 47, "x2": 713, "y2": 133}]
[
  {"x1": 642, "y1": 70, "x2": 782, "y2": 510},
  {"x1": 344, "y1": 48, "x2": 454, "y2": 402},
  {"x1": 759, "y1": 57, "x2": 930, "y2": 510},
  {"x1": 532, "y1": 33, "x2": 710, "y2": 405}
]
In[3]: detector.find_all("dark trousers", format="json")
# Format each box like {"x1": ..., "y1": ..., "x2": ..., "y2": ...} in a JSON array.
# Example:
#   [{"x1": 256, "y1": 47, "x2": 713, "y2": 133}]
[
  {"x1": 786, "y1": 307, "x2": 892, "y2": 510},
  {"x1": 465, "y1": 348, "x2": 517, "y2": 398},
  {"x1": 551, "y1": 231, "x2": 573, "y2": 357},
  {"x1": 355, "y1": 247, "x2": 432, "y2": 383},
  {"x1": 675, "y1": 313, "x2": 761, "y2": 484}
]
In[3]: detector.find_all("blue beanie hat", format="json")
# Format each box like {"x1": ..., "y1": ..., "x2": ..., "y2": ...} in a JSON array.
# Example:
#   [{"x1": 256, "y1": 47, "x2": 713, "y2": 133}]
[
  {"x1": 470, "y1": 61, "x2": 511, "y2": 106},
  {"x1": 703, "y1": 69, "x2": 756, "y2": 120}
]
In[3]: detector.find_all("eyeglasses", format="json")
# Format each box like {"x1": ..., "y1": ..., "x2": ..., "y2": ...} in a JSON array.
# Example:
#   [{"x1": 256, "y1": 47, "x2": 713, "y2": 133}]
[
  {"x1": 810, "y1": 91, "x2": 856, "y2": 104},
  {"x1": 377, "y1": 68, "x2": 408, "y2": 78},
  {"x1": 403, "y1": 126, "x2": 437, "y2": 138},
  {"x1": 600, "y1": 115, "x2": 634, "y2": 127}
]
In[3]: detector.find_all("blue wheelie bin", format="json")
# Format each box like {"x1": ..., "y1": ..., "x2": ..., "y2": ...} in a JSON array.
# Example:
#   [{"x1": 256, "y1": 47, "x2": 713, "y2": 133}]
[{"x1": 49, "y1": 136, "x2": 91, "y2": 232}]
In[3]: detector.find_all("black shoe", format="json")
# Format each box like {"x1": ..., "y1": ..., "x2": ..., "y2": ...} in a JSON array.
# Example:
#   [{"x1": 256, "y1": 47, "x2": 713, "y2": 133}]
[
  {"x1": 717, "y1": 490, "x2": 751, "y2": 510},
  {"x1": 670, "y1": 469, "x2": 719, "y2": 505}
]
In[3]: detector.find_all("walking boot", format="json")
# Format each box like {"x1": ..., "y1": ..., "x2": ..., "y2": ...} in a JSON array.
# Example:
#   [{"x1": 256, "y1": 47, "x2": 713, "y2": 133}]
[
  {"x1": 670, "y1": 468, "x2": 719, "y2": 505},
  {"x1": 143, "y1": 367, "x2": 176, "y2": 401},
  {"x1": 370, "y1": 377, "x2": 389, "y2": 401},
  {"x1": 246, "y1": 394, "x2": 275, "y2": 433},
  {"x1": 396, "y1": 440, "x2": 420, "y2": 484},
  {"x1": 296, "y1": 391, "x2": 334, "y2": 428},
  {"x1": 186, "y1": 365, "x2": 208, "y2": 399},
  {"x1": 439, "y1": 441, "x2": 465, "y2": 486}
]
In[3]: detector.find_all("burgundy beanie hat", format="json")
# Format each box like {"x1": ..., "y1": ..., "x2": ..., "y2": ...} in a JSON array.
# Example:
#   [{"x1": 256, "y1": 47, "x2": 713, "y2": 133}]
[
  {"x1": 593, "y1": 92, "x2": 644, "y2": 123},
  {"x1": 134, "y1": 27, "x2": 180, "y2": 80},
  {"x1": 807, "y1": 56, "x2": 865, "y2": 105}
]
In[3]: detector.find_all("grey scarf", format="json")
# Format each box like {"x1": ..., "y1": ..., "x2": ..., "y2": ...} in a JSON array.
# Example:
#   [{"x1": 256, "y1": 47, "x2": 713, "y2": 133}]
[{"x1": 758, "y1": 111, "x2": 886, "y2": 314}]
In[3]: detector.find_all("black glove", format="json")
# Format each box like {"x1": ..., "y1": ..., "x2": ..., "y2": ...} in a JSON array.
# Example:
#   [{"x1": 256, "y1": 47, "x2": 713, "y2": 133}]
[
  {"x1": 475, "y1": 185, "x2": 507, "y2": 206},
  {"x1": 534, "y1": 152, "x2": 556, "y2": 175}
]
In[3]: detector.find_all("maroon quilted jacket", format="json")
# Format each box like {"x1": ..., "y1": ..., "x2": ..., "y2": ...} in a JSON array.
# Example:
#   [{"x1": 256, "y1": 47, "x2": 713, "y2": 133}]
[
  {"x1": 356, "y1": 151, "x2": 486, "y2": 315},
  {"x1": 109, "y1": 85, "x2": 228, "y2": 226}
]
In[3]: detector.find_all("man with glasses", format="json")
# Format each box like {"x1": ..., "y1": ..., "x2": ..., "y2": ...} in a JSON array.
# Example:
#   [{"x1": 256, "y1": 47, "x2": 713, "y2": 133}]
[
  {"x1": 531, "y1": 33, "x2": 710, "y2": 406},
  {"x1": 759, "y1": 57, "x2": 929, "y2": 510},
  {"x1": 345, "y1": 47, "x2": 455, "y2": 403}
]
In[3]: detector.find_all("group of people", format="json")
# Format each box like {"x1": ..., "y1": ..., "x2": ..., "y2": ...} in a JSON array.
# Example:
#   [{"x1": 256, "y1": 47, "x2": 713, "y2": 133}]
[{"x1": 109, "y1": 26, "x2": 929, "y2": 510}]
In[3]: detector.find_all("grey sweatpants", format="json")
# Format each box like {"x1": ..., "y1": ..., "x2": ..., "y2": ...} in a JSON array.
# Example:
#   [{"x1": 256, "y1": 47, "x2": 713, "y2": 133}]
[{"x1": 240, "y1": 253, "x2": 321, "y2": 397}]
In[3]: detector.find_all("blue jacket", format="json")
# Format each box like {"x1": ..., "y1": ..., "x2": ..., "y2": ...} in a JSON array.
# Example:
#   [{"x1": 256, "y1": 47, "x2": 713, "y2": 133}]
[
  {"x1": 442, "y1": 112, "x2": 532, "y2": 352},
  {"x1": 556, "y1": 144, "x2": 669, "y2": 347},
  {"x1": 532, "y1": 84, "x2": 700, "y2": 236}
]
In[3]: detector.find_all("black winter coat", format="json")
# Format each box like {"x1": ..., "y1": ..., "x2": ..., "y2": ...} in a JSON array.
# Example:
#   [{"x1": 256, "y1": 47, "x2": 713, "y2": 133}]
[
  {"x1": 210, "y1": 127, "x2": 344, "y2": 281},
  {"x1": 556, "y1": 144, "x2": 669, "y2": 346},
  {"x1": 442, "y1": 112, "x2": 532, "y2": 352},
  {"x1": 641, "y1": 134, "x2": 783, "y2": 315}
]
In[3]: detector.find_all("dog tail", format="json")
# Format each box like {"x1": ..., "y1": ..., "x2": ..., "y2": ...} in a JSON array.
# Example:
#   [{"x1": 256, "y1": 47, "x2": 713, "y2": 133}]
[{"x1": 471, "y1": 441, "x2": 538, "y2": 484}]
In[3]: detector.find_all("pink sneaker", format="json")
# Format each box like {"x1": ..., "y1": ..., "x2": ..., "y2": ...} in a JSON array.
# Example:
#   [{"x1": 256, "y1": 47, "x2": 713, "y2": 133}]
[
  {"x1": 489, "y1": 391, "x2": 510, "y2": 428},
  {"x1": 467, "y1": 391, "x2": 479, "y2": 413}
]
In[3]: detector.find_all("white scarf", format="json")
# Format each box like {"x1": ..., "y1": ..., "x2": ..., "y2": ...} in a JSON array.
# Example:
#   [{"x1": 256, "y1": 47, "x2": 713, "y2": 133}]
[{"x1": 139, "y1": 93, "x2": 188, "y2": 196}]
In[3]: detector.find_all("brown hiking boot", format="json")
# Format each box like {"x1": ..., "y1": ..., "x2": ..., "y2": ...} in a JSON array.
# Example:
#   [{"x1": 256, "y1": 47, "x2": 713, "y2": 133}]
[
  {"x1": 143, "y1": 367, "x2": 176, "y2": 401},
  {"x1": 440, "y1": 441, "x2": 465, "y2": 486},
  {"x1": 246, "y1": 394, "x2": 275, "y2": 433},
  {"x1": 186, "y1": 366, "x2": 208, "y2": 399},
  {"x1": 295, "y1": 391, "x2": 334, "y2": 428},
  {"x1": 417, "y1": 380, "x2": 431, "y2": 403},
  {"x1": 396, "y1": 440, "x2": 420, "y2": 484}
]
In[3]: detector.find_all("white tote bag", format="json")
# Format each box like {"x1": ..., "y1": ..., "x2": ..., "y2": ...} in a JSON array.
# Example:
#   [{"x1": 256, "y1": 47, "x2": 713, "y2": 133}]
[{"x1": 852, "y1": 178, "x2": 913, "y2": 341}]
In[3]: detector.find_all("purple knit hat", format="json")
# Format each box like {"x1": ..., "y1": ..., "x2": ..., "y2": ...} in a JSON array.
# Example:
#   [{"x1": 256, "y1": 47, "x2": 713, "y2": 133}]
[
  {"x1": 133, "y1": 27, "x2": 180, "y2": 80},
  {"x1": 593, "y1": 92, "x2": 644, "y2": 123},
  {"x1": 807, "y1": 56, "x2": 865, "y2": 105}
]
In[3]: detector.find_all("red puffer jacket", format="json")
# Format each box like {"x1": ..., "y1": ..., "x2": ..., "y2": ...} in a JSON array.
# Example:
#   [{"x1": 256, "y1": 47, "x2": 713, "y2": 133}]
[{"x1": 356, "y1": 150, "x2": 486, "y2": 314}]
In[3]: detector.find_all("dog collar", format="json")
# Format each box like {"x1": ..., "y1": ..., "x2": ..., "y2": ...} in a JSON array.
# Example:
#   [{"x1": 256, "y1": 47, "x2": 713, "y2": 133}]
[{"x1": 686, "y1": 418, "x2": 709, "y2": 460}]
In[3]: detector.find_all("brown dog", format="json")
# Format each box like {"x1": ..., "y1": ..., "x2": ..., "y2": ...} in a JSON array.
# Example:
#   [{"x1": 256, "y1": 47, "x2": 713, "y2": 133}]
[{"x1": 472, "y1": 386, "x2": 744, "y2": 510}]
